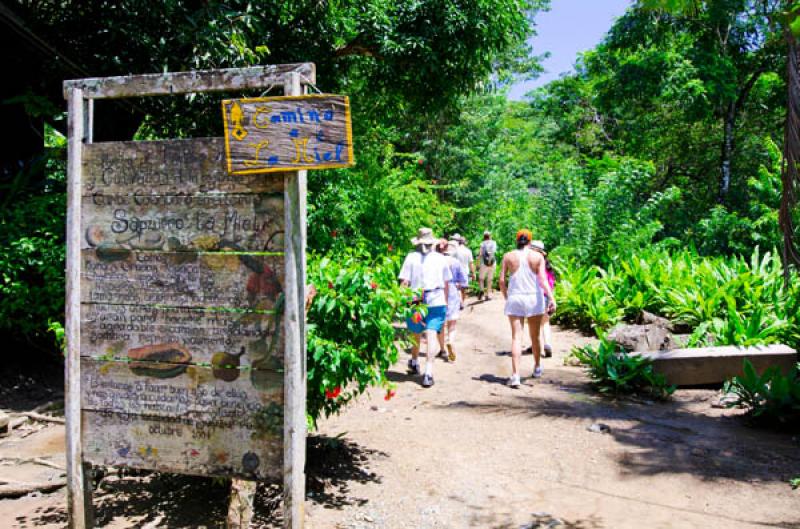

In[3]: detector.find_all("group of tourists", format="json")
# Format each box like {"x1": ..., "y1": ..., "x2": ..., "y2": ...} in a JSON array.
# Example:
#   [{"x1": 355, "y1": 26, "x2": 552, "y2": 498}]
[{"x1": 398, "y1": 227, "x2": 556, "y2": 388}]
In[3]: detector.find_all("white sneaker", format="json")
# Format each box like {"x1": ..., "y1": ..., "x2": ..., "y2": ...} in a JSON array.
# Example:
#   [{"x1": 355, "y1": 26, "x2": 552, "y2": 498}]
[
  {"x1": 508, "y1": 374, "x2": 521, "y2": 388},
  {"x1": 533, "y1": 366, "x2": 543, "y2": 378}
]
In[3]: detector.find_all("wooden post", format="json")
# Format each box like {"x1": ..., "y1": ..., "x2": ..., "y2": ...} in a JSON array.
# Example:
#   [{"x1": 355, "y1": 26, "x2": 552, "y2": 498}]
[
  {"x1": 282, "y1": 71, "x2": 307, "y2": 529},
  {"x1": 65, "y1": 87, "x2": 91, "y2": 529},
  {"x1": 227, "y1": 479, "x2": 258, "y2": 528}
]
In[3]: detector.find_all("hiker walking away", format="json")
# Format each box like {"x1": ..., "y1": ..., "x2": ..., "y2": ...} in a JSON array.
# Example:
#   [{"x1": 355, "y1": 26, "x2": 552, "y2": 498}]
[
  {"x1": 530, "y1": 240, "x2": 556, "y2": 357},
  {"x1": 436, "y1": 239, "x2": 468, "y2": 362},
  {"x1": 499, "y1": 229, "x2": 556, "y2": 388},
  {"x1": 452, "y1": 234, "x2": 474, "y2": 303},
  {"x1": 477, "y1": 230, "x2": 498, "y2": 300},
  {"x1": 398, "y1": 228, "x2": 452, "y2": 387}
]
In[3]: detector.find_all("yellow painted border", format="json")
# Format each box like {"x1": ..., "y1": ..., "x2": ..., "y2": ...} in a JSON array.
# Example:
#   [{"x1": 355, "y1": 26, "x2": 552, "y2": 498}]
[{"x1": 221, "y1": 94, "x2": 356, "y2": 175}]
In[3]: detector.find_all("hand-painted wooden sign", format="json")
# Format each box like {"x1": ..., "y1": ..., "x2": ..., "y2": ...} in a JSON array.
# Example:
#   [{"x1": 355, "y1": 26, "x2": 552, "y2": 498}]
[
  {"x1": 65, "y1": 65, "x2": 314, "y2": 529},
  {"x1": 222, "y1": 95, "x2": 354, "y2": 174},
  {"x1": 77, "y1": 136, "x2": 284, "y2": 480}
]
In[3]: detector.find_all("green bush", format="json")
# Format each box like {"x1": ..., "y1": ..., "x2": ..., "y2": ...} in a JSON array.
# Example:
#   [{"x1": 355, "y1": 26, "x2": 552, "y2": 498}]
[
  {"x1": 553, "y1": 248, "x2": 800, "y2": 350},
  {"x1": 306, "y1": 249, "x2": 414, "y2": 427},
  {"x1": 571, "y1": 336, "x2": 675, "y2": 399},
  {"x1": 723, "y1": 360, "x2": 800, "y2": 427},
  {"x1": 0, "y1": 140, "x2": 66, "y2": 350}
]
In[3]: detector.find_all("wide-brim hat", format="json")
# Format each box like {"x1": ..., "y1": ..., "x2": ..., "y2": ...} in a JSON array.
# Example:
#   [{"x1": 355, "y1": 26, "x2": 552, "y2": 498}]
[
  {"x1": 530, "y1": 240, "x2": 546, "y2": 253},
  {"x1": 446, "y1": 240, "x2": 459, "y2": 255},
  {"x1": 412, "y1": 227, "x2": 438, "y2": 245}
]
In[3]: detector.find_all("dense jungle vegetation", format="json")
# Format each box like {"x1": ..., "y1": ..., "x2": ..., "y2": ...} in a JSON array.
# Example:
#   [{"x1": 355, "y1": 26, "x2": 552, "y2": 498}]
[{"x1": 2, "y1": 1, "x2": 799, "y2": 422}]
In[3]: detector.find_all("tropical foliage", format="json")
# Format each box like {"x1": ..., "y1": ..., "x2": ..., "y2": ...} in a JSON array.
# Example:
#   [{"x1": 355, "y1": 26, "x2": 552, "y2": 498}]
[
  {"x1": 306, "y1": 250, "x2": 414, "y2": 425},
  {"x1": 571, "y1": 336, "x2": 676, "y2": 399},
  {"x1": 553, "y1": 248, "x2": 800, "y2": 350},
  {"x1": 723, "y1": 360, "x2": 800, "y2": 427}
]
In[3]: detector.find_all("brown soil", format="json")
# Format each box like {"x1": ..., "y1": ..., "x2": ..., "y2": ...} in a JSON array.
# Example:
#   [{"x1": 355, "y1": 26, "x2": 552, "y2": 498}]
[{"x1": 2, "y1": 296, "x2": 799, "y2": 528}]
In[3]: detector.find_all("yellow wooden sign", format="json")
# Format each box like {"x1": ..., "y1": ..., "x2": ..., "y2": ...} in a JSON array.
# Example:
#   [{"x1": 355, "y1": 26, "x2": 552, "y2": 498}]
[{"x1": 222, "y1": 95, "x2": 354, "y2": 175}]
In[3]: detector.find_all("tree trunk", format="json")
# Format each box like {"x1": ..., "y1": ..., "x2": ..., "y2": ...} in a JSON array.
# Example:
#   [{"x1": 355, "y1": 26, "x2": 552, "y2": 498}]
[
  {"x1": 720, "y1": 102, "x2": 736, "y2": 202},
  {"x1": 781, "y1": 31, "x2": 800, "y2": 278}
]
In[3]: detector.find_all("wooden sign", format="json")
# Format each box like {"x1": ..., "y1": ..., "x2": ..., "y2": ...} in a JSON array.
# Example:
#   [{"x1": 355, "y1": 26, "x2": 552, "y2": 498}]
[
  {"x1": 222, "y1": 95, "x2": 354, "y2": 174},
  {"x1": 76, "y1": 135, "x2": 285, "y2": 479},
  {"x1": 65, "y1": 65, "x2": 314, "y2": 529}
]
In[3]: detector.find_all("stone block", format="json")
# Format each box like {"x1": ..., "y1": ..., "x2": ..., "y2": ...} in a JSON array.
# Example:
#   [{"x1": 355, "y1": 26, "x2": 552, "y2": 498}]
[{"x1": 638, "y1": 344, "x2": 797, "y2": 386}]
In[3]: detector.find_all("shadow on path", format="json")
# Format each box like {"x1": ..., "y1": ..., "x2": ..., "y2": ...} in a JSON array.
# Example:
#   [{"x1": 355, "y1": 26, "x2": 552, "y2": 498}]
[
  {"x1": 25, "y1": 436, "x2": 383, "y2": 528},
  {"x1": 437, "y1": 391, "x2": 800, "y2": 485}
]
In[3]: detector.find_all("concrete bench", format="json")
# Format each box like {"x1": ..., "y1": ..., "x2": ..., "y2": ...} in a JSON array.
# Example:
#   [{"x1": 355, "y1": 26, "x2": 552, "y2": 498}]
[{"x1": 638, "y1": 344, "x2": 797, "y2": 386}]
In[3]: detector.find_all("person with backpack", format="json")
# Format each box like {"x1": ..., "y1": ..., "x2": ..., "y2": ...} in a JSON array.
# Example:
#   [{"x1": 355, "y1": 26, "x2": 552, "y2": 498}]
[
  {"x1": 477, "y1": 231, "x2": 498, "y2": 300},
  {"x1": 531, "y1": 240, "x2": 556, "y2": 357},
  {"x1": 452, "y1": 234, "x2": 474, "y2": 304}
]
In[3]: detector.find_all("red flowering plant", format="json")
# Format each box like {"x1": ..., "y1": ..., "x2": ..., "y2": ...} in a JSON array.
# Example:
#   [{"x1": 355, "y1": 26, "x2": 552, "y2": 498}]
[{"x1": 306, "y1": 249, "x2": 415, "y2": 427}]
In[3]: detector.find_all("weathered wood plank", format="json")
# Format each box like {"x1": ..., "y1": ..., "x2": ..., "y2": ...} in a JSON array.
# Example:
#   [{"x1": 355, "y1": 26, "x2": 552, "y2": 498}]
[
  {"x1": 81, "y1": 191, "x2": 284, "y2": 252},
  {"x1": 83, "y1": 138, "x2": 285, "y2": 195},
  {"x1": 227, "y1": 479, "x2": 257, "y2": 528},
  {"x1": 81, "y1": 304, "x2": 284, "y2": 367},
  {"x1": 282, "y1": 72, "x2": 308, "y2": 529},
  {"x1": 63, "y1": 63, "x2": 315, "y2": 99},
  {"x1": 65, "y1": 86, "x2": 90, "y2": 529},
  {"x1": 81, "y1": 358, "x2": 283, "y2": 419},
  {"x1": 222, "y1": 95, "x2": 354, "y2": 174},
  {"x1": 82, "y1": 410, "x2": 281, "y2": 480},
  {"x1": 81, "y1": 250, "x2": 284, "y2": 310}
]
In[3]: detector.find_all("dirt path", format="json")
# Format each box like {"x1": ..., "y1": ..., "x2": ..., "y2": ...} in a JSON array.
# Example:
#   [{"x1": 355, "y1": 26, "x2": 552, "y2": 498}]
[
  {"x1": 308, "y1": 296, "x2": 800, "y2": 529},
  {"x1": 2, "y1": 296, "x2": 799, "y2": 528}
]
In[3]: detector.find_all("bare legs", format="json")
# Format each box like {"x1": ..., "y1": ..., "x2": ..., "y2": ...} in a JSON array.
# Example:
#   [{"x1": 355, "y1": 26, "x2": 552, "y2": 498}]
[
  {"x1": 527, "y1": 314, "x2": 544, "y2": 370},
  {"x1": 541, "y1": 313, "x2": 552, "y2": 355},
  {"x1": 424, "y1": 329, "x2": 440, "y2": 375},
  {"x1": 509, "y1": 314, "x2": 545, "y2": 378},
  {"x1": 508, "y1": 316, "x2": 524, "y2": 376},
  {"x1": 410, "y1": 332, "x2": 420, "y2": 363}
]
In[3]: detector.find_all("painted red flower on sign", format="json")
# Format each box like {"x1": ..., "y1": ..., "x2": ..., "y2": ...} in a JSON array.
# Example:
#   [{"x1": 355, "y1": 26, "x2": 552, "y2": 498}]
[
  {"x1": 384, "y1": 390, "x2": 396, "y2": 401},
  {"x1": 325, "y1": 386, "x2": 342, "y2": 399}
]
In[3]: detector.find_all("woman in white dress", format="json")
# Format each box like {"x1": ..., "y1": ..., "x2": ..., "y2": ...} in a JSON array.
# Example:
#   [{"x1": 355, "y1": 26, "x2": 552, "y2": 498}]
[{"x1": 499, "y1": 229, "x2": 556, "y2": 387}]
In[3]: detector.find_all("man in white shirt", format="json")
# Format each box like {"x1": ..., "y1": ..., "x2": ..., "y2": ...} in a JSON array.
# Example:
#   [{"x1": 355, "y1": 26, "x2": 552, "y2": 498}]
[
  {"x1": 398, "y1": 227, "x2": 452, "y2": 387},
  {"x1": 452, "y1": 234, "x2": 474, "y2": 303}
]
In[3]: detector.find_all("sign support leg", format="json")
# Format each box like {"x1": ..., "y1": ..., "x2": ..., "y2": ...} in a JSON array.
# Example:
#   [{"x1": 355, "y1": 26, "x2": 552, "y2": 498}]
[
  {"x1": 65, "y1": 88, "x2": 92, "y2": 529},
  {"x1": 282, "y1": 71, "x2": 308, "y2": 529},
  {"x1": 227, "y1": 479, "x2": 257, "y2": 528}
]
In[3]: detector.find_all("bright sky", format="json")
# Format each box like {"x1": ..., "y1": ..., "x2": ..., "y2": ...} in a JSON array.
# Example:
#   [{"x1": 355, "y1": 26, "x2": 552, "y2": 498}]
[{"x1": 508, "y1": 0, "x2": 633, "y2": 100}]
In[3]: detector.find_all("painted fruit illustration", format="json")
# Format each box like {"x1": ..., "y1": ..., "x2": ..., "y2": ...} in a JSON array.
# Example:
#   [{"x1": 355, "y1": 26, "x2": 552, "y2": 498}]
[
  {"x1": 128, "y1": 343, "x2": 192, "y2": 379},
  {"x1": 85, "y1": 225, "x2": 105, "y2": 247},
  {"x1": 242, "y1": 451, "x2": 260, "y2": 473},
  {"x1": 95, "y1": 243, "x2": 131, "y2": 262},
  {"x1": 128, "y1": 231, "x2": 165, "y2": 250},
  {"x1": 246, "y1": 264, "x2": 282, "y2": 300},
  {"x1": 211, "y1": 347, "x2": 246, "y2": 382}
]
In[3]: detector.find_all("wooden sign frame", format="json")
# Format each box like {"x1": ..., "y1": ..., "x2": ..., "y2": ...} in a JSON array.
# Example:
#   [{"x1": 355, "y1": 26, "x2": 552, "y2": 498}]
[{"x1": 63, "y1": 64, "x2": 313, "y2": 529}]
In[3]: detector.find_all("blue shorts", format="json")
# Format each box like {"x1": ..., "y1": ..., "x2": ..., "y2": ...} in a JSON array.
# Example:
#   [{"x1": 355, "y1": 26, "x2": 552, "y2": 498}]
[{"x1": 406, "y1": 305, "x2": 447, "y2": 334}]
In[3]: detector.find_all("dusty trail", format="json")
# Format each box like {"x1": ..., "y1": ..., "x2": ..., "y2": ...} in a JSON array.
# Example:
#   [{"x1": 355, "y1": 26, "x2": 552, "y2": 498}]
[
  {"x1": 309, "y1": 296, "x2": 800, "y2": 529},
  {"x1": 2, "y1": 295, "x2": 799, "y2": 528}
]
